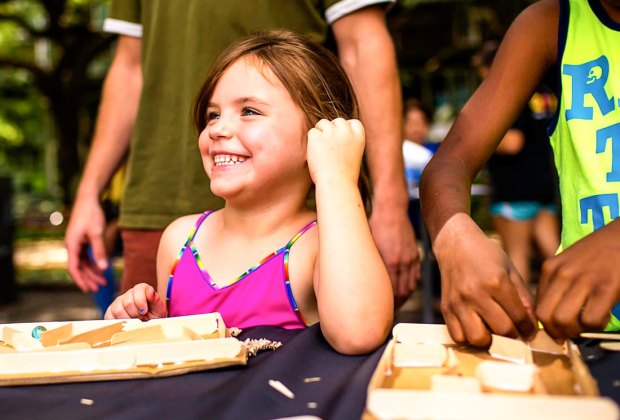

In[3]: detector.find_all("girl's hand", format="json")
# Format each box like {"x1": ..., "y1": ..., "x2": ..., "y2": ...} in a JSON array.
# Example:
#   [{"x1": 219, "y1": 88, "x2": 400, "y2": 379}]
[
  {"x1": 435, "y1": 214, "x2": 537, "y2": 346},
  {"x1": 307, "y1": 118, "x2": 365, "y2": 186},
  {"x1": 104, "y1": 283, "x2": 166, "y2": 321}
]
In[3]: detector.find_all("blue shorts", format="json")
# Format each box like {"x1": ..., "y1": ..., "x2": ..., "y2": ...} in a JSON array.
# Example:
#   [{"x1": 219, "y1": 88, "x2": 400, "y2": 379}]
[{"x1": 489, "y1": 202, "x2": 557, "y2": 221}]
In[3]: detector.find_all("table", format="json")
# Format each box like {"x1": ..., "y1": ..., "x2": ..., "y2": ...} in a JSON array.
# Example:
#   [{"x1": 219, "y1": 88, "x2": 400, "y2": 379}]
[
  {"x1": 0, "y1": 324, "x2": 384, "y2": 420},
  {"x1": 0, "y1": 325, "x2": 618, "y2": 420}
]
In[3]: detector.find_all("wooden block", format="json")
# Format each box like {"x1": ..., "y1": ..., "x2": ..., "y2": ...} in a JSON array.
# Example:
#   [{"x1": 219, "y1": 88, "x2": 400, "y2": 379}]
[
  {"x1": 393, "y1": 323, "x2": 455, "y2": 345},
  {"x1": 40, "y1": 323, "x2": 73, "y2": 347},
  {"x1": 37, "y1": 343, "x2": 92, "y2": 352},
  {"x1": 111, "y1": 325, "x2": 166, "y2": 346},
  {"x1": 2, "y1": 327, "x2": 43, "y2": 351},
  {"x1": 489, "y1": 334, "x2": 531, "y2": 364},
  {"x1": 528, "y1": 330, "x2": 566, "y2": 355},
  {"x1": 367, "y1": 389, "x2": 619, "y2": 419},
  {"x1": 476, "y1": 360, "x2": 536, "y2": 393},
  {"x1": 393, "y1": 343, "x2": 447, "y2": 368},
  {"x1": 431, "y1": 374, "x2": 481, "y2": 393},
  {"x1": 60, "y1": 322, "x2": 126, "y2": 348}
]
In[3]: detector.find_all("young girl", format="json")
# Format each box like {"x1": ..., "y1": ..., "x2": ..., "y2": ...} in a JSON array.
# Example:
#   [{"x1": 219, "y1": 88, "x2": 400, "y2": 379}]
[{"x1": 104, "y1": 29, "x2": 394, "y2": 355}]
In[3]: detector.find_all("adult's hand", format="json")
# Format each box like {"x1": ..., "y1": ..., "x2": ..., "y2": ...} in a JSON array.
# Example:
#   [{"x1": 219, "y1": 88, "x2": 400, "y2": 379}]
[
  {"x1": 369, "y1": 201, "x2": 420, "y2": 303},
  {"x1": 65, "y1": 196, "x2": 108, "y2": 292},
  {"x1": 434, "y1": 214, "x2": 537, "y2": 346},
  {"x1": 536, "y1": 220, "x2": 620, "y2": 339}
]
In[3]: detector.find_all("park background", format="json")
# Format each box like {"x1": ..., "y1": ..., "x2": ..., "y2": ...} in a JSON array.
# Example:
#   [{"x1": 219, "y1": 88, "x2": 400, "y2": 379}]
[{"x1": 0, "y1": 0, "x2": 534, "y2": 322}]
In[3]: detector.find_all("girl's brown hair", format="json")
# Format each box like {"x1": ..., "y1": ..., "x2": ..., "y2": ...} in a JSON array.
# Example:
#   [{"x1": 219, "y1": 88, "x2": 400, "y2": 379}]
[{"x1": 193, "y1": 29, "x2": 372, "y2": 215}]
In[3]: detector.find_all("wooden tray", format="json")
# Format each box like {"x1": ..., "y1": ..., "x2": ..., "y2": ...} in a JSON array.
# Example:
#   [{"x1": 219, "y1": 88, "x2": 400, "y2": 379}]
[
  {"x1": 365, "y1": 323, "x2": 619, "y2": 419},
  {"x1": 0, "y1": 313, "x2": 246, "y2": 386}
]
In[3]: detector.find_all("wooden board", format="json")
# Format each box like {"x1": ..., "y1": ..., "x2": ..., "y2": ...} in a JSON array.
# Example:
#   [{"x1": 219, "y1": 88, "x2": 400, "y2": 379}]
[
  {"x1": 0, "y1": 313, "x2": 247, "y2": 386},
  {"x1": 365, "y1": 323, "x2": 619, "y2": 420}
]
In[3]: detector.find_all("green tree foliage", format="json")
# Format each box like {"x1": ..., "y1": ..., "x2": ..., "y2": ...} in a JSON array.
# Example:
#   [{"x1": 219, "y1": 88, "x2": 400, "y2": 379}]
[{"x1": 0, "y1": 0, "x2": 114, "y2": 203}]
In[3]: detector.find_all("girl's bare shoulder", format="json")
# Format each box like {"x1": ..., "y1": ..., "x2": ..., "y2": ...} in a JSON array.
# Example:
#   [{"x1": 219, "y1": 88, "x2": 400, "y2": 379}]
[{"x1": 160, "y1": 213, "x2": 209, "y2": 253}]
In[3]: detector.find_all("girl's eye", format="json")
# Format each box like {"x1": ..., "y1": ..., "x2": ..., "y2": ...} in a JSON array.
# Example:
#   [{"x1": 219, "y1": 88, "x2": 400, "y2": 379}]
[
  {"x1": 206, "y1": 112, "x2": 220, "y2": 122},
  {"x1": 242, "y1": 107, "x2": 260, "y2": 116}
]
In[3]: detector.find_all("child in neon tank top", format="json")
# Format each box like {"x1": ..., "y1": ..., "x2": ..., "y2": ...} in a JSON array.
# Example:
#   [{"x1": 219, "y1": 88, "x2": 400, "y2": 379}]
[
  {"x1": 104, "y1": 29, "x2": 394, "y2": 355},
  {"x1": 420, "y1": 0, "x2": 620, "y2": 346}
]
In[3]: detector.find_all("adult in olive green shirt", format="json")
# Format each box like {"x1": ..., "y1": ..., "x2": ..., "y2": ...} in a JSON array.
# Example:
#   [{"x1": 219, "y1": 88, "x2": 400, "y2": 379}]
[{"x1": 66, "y1": 0, "x2": 420, "y2": 300}]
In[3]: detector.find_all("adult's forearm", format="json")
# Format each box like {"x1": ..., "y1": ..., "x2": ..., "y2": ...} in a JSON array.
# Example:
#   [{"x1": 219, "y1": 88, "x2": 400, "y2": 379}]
[
  {"x1": 333, "y1": 8, "x2": 407, "y2": 208},
  {"x1": 76, "y1": 36, "x2": 142, "y2": 201}
]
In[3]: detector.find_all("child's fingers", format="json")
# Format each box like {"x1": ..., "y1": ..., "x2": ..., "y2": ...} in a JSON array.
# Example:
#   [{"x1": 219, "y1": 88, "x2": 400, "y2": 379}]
[
  {"x1": 506, "y1": 270, "x2": 537, "y2": 339},
  {"x1": 453, "y1": 306, "x2": 492, "y2": 347},
  {"x1": 144, "y1": 287, "x2": 167, "y2": 318},
  {"x1": 346, "y1": 119, "x2": 364, "y2": 138},
  {"x1": 313, "y1": 118, "x2": 334, "y2": 132},
  {"x1": 132, "y1": 283, "x2": 157, "y2": 316},
  {"x1": 118, "y1": 291, "x2": 143, "y2": 318},
  {"x1": 104, "y1": 296, "x2": 132, "y2": 320},
  {"x1": 442, "y1": 309, "x2": 467, "y2": 344}
]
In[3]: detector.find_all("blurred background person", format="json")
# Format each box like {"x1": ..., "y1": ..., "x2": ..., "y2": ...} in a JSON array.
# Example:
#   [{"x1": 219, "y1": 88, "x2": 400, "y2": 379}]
[
  {"x1": 402, "y1": 98, "x2": 435, "y2": 232},
  {"x1": 475, "y1": 40, "x2": 560, "y2": 286}
]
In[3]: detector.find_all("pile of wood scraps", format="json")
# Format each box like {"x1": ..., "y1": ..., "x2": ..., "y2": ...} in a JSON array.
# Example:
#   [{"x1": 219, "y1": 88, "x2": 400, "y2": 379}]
[
  {"x1": 0, "y1": 313, "x2": 247, "y2": 385},
  {"x1": 365, "y1": 323, "x2": 620, "y2": 420}
]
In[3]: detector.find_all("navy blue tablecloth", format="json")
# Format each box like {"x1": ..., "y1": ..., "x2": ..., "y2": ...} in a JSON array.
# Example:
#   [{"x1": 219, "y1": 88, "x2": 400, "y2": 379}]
[
  {"x1": 0, "y1": 325, "x2": 618, "y2": 420},
  {"x1": 0, "y1": 324, "x2": 385, "y2": 420}
]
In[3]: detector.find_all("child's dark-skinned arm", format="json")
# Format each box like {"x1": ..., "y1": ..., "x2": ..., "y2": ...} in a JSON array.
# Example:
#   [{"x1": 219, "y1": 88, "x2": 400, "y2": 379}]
[{"x1": 420, "y1": 0, "x2": 559, "y2": 346}]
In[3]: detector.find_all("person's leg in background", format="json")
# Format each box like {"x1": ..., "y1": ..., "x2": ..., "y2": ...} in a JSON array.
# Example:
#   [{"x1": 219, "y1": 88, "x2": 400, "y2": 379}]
[
  {"x1": 532, "y1": 206, "x2": 560, "y2": 260},
  {"x1": 120, "y1": 229, "x2": 164, "y2": 293},
  {"x1": 490, "y1": 202, "x2": 535, "y2": 284}
]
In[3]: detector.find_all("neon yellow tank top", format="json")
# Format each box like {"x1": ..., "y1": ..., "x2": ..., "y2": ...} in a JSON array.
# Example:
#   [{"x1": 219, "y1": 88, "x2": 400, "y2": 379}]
[{"x1": 549, "y1": 0, "x2": 620, "y2": 251}]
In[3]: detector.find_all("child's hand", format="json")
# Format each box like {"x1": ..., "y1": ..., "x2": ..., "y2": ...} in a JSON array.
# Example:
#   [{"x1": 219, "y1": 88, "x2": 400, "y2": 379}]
[
  {"x1": 435, "y1": 214, "x2": 537, "y2": 346},
  {"x1": 536, "y1": 220, "x2": 620, "y2": 339},
  {"x1": 104, "y1": 283, "x2": 166, "y2": 321},
  {"x1": 307, "y1": 118, "x2": 365, "y2": 186}
]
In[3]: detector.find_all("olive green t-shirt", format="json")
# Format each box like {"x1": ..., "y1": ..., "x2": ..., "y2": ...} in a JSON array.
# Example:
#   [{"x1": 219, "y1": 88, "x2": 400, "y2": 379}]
[{"x1": 104, "y1": 0, "x2": 392, "y2": 229}]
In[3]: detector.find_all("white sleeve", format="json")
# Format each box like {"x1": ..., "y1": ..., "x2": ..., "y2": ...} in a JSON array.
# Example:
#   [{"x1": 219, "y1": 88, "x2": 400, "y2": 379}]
[
  {"x1": 325, "y1": 0, "x2": 395, "y2": 24},
  {"x1": 103, "y1": 18, "x2": 142, "y2": 38}
]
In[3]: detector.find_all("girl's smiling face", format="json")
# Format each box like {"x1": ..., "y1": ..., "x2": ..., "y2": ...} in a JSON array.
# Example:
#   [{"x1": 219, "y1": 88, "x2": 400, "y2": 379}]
[{"x1": 198, "y1": 57, "x2": 311, "y2": 202}]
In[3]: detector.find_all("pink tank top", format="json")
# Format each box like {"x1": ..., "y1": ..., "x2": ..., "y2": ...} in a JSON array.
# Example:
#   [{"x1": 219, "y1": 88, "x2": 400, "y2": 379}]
[{"x1": 166, "y1": 211, "x2": 316, "y2": 329}]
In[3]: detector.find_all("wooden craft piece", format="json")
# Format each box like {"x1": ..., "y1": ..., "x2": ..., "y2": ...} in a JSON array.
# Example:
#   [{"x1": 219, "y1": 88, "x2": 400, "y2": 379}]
[
  {"x1": 39, "y1": 323, "x2": 73, "y2": 347},
  {"x1": 431, "y1": 374, "x2": 480, "y2": 393},
  {"x1": 111, "y1": 325, "x2": 168, "y2": 346},
  {"x1": 581, "y1": 332, "x2": 620, "y2": 341},
  {"x1": 444, "y1": 347, "x2": 460, "y2": 375},
  {"x1": 121, "y1": 313, "x2": 224, "y2": 339},
  {"x1": 528, "y1": 330, "x2": 566, "y2": 355},
  {"x1": 2, "y1": 327, "x2": 43, "y2": 351},
  {"x1": 367, "y1": 389, "x2": 620, "y2": 420},
  {"x1": 37, "y1": 343, "x2": 92, "y2": 352},
  {"x1": 600, "y1": 341, "x2": 620, "y2": 351},
  {"x1": 393, "y1": 323, "x2": 455, "y2": 345},
  {"x1": 366, "y1": 323, "x2": 613, "y2": 419},
  {"x1": 393, "y1": 343, "x2": 447, "y2": 368},
  {"x1": 0, "y1": 344, "x2": 16, "y2": 353},
  {"x1": 489, "y1": 334, "x2": 531, "y2": 364},
  {"x1": 134, "y1": 337, "x2": 242, "y2": 366},
  {"x1": 60, "y1": 322, "x2": 125, "y2": 348},
  {"x1": 0, "y1": 337, "x2": 243, "y2": 375},
  {"x1": 476, "y1": 360, "x2": 537, "y2": 392}
]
